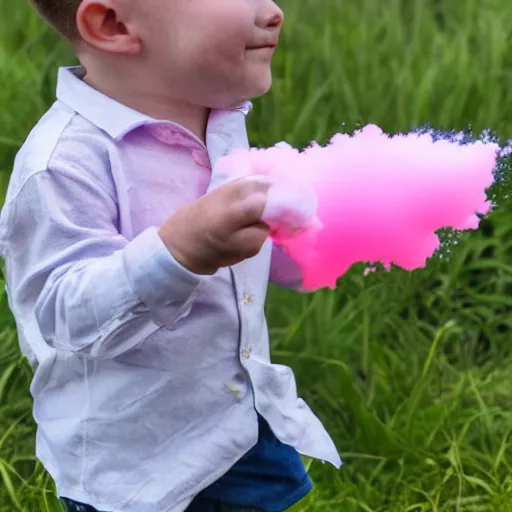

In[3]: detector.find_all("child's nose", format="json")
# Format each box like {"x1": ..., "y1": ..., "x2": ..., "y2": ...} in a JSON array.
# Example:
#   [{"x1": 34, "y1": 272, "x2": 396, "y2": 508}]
[{"x1": 257, "y1": 0, "x2": 284, "y2": 29}]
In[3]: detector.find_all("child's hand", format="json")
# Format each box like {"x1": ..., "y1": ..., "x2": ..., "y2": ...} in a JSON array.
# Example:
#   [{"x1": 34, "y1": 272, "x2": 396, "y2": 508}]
[{"x1": 159, "y1": 178, "x2": 271, "y2": 275}]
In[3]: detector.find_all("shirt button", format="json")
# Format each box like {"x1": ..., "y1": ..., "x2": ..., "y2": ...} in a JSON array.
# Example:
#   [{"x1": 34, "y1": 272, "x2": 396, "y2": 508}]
[
  {"x1": 224, "y1": 372, "x2": 248, "y2": 400},
  {"x1": 242, "y1": 293, "x2": 253, "y2": 305},
  {"x1": 242, "y1": 343, "x2": 252, "y2": 360}
]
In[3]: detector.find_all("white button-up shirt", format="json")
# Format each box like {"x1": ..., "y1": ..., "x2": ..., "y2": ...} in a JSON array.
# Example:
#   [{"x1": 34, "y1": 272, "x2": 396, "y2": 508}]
[{"x1": 0, "y1": 67, "x2": 341, "y2": 512}]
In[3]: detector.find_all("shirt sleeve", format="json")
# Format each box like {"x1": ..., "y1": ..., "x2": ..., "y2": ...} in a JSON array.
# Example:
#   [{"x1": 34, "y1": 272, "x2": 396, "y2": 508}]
[
  {"x1": 0, "y1": 154, "x2": 203, "y2": 359},
  {"x1": 268, "y1": 242, "x2": 305, "y2": 291},
  {"x1": 261, "y1": 178, "x2": 318, "y2": 292}
]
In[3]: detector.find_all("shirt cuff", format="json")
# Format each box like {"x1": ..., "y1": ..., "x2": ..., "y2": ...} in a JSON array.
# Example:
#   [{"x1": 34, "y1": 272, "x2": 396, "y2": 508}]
[{"x1": 123, "y1": 226, "x2": 203, "y2": 312}]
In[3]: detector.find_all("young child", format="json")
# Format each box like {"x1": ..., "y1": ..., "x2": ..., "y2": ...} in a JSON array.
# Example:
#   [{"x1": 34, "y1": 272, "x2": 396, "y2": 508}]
[{"x1": 0, "y1": 0, "x2": 341, "y2": 510}]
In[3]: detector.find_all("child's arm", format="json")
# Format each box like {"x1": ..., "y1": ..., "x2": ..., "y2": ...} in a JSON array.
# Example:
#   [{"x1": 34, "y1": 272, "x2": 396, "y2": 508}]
[
  {"x1": 1, "y1": 145, "x2": 269, "y2": 360},
  {"x1": 1, "y1": 163, "x2": 201, "y2": 359}
]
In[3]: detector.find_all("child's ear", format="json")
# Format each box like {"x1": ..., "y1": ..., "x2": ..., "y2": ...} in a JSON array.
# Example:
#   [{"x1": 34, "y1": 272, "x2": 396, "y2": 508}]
[{"x1": 76, "y1": 0, "x2": 142, "y2": 55}]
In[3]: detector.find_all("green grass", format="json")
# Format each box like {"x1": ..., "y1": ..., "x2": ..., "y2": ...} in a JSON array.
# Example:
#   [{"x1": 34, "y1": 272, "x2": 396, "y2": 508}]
[{"x1": 1, "y1": 0, "x2": 512, "y2": 510}]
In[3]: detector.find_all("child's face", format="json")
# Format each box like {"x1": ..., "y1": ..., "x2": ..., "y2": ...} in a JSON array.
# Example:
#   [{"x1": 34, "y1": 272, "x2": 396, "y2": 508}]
[{"x1": 132, "y1": 0, "x2": 284, "y2": 109}]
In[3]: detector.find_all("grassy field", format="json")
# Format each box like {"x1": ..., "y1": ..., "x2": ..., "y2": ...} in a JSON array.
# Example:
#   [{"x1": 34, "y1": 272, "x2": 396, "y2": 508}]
[{"x1": 1, "y1": 0, "x2": 512, "y2": 510}]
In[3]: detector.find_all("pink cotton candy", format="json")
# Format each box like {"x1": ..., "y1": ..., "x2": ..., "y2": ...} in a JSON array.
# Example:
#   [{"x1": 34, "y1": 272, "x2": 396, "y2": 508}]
[{"x1": 216, "y1": 125, "x2": 499, "y2": 291}]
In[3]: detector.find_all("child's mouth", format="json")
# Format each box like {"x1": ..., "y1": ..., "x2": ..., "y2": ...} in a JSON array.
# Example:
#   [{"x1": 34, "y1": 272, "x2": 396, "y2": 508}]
[{"x1": 246, "y1": 40, "x2": 278, "y2": 50}]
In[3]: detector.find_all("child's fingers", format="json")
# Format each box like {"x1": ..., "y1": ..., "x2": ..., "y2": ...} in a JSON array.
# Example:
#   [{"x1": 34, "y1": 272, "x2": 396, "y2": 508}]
[
  {"x1": 228, "y1": 223, "x2": 270, "y2": 258},
  {"x1": 221, "y1": 180, "x2": 271, "y2": 232}
]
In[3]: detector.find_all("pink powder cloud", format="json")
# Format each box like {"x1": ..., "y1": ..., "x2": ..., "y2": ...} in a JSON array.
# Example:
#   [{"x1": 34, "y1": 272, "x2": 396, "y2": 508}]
[{"x1": 217, "y1": 125, "x2": 498, "y2": 291}]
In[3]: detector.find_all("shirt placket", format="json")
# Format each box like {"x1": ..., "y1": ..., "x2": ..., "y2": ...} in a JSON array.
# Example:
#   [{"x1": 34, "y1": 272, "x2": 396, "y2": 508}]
[{"x1": 205, "y1": 108, "x2": 262, "y2": 402}]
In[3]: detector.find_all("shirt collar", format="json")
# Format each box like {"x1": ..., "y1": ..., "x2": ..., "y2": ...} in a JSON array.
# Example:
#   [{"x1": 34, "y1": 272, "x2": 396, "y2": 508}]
[{"x1": 56, "y1": 66, "x2": 252, "y2": 143}]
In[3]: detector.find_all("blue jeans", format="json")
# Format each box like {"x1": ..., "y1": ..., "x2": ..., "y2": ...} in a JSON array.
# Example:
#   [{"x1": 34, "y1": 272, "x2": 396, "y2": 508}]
[{"x1": 61, "y1": 496, "x2": 263, "y2": 512}]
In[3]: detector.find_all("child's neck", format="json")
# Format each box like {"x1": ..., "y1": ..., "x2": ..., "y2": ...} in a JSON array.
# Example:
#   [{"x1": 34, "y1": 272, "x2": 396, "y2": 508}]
[{"x1": 82, "y1": 68, "x2": 210, "y2": 144}]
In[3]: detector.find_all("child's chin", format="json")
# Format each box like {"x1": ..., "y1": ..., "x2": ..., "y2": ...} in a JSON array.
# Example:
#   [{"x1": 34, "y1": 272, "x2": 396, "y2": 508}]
[
  {"x1": 248, "y1": 75, "x2": 273, "y2": 98},
  {"x1": 212, "y1": 75, "x2": 273, "y2": 108}
]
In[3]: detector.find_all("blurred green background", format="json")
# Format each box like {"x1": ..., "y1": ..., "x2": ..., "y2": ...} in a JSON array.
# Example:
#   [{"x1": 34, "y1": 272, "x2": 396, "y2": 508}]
[{"x1": 1, "y1": 0, "x2": 512, "y2": 510}]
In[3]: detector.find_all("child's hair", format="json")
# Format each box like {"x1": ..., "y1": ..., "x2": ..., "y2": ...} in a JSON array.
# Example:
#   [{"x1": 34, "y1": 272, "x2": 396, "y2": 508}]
[{"x1": 31, "y1": 0, "x2": 81, "y2": 41}]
